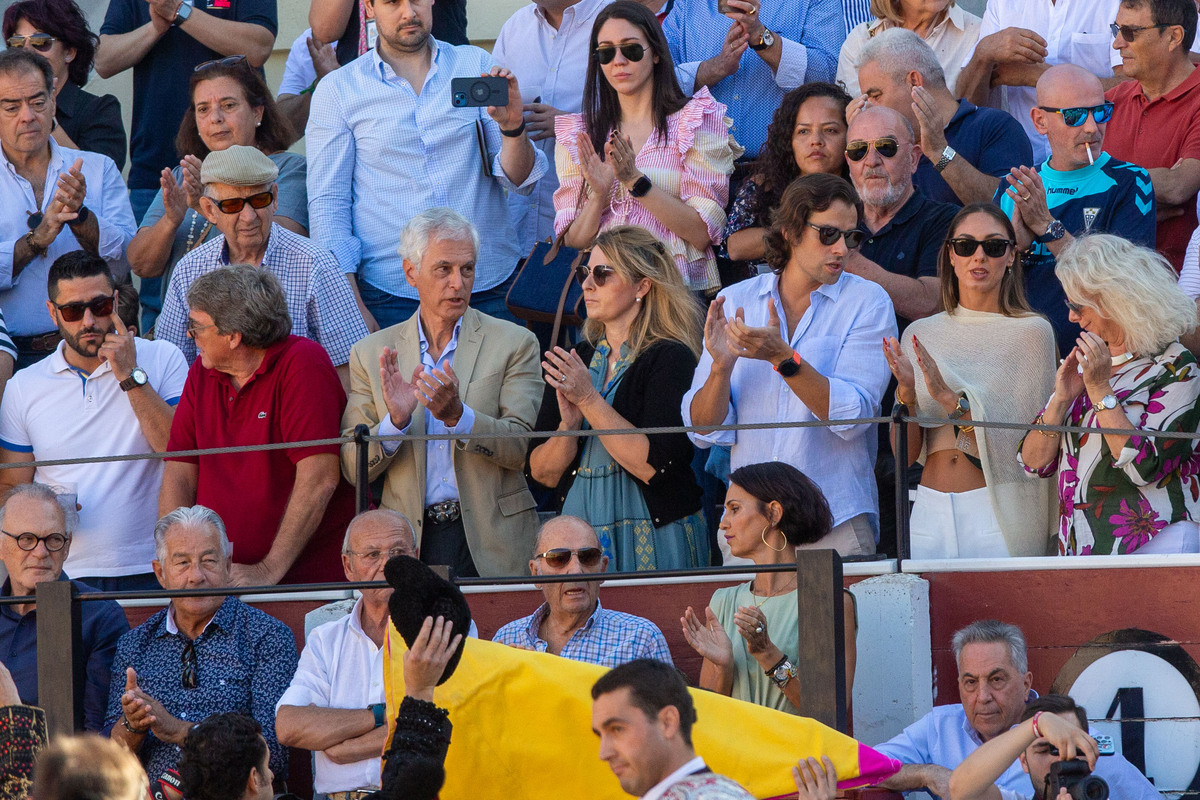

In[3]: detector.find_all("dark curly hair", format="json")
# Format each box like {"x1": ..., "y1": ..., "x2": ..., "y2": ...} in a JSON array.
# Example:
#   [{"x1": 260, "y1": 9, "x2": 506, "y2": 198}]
[
  {"x1": 749, "y1": 82, "x2": 851, "y2": 228},
  {"x1": 763, "y1": 173, "x2": 861, "y2": 274},
  {"x1": 2, "y1": 0, "x2": 97, "y2": 87},
  {"x1": 178, "y1": 713, "x2": 268, "y2": 800},
  {"x1": 176, "y1": 58, "x2": 296, "y2": 159},
  {"x1": 728, "y1": 462, "x2": 833, "y2": 546}
]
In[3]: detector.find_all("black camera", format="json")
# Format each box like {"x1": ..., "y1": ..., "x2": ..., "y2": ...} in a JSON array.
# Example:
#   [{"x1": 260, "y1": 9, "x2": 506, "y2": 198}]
[
  {"x1": 1046, "y1": 759, "x2": 1109, "y2": 800},
  {"x1": 450, "y1": 76, "x2": 509, "y2": 108}
]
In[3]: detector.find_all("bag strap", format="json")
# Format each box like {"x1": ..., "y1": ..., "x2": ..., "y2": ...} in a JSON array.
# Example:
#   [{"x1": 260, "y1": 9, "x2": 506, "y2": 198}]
[{"x1": 549, "y1": 247, "x2": 584, "y2": 350}]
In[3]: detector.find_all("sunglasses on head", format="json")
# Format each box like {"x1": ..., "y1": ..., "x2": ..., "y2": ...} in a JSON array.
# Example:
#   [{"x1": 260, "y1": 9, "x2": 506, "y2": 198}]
[
  {"x1": 595, "y1": 42, "x2": 645, "y2": 65},
  {"x1": 947, "y1": 238, "x2": 1014, "y2": 258},
  {"x1": 194, "y1": 54, "x2": 248, "y2": 73},
  {"x1": 1037, "y1": 102, "x2": 1114, "y2": 127},
  {"x1": 575, "y1": 263, "x2": 617, "y2": 287},
  {"x1": 534, "y1": 547, "x2": 604, "y2": 568},
  {"x1": 212, "y1": 189, "x2": 274, "y2": 214},
  {"x1": 806, "y1": 222, "x2": 863, "y2": 249},
  {"x1": 1110, "y1": 22, "x2": 1171, "y2": 42},
  {"x1": 54, "y1": 295, "x2": 114, "y2": 322},
  {"x1": 6, "y1": 34, "x2": 56, "y2": 52},
  {"x1": 845, "y1": 137, "x2": 899, "y2": 162}
]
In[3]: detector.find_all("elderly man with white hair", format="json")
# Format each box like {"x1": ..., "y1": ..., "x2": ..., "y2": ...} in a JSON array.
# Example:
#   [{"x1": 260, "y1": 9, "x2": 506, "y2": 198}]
[
  {"x1": 104, "y1": 505, "x2": 297, "y2": 787},
  {"x1": 340, "y1": 207, "x2": 542, "y2": 579}
]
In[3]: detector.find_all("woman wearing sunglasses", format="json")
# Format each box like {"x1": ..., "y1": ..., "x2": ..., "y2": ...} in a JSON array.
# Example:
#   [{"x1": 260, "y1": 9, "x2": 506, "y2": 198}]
[
  {"x1": 553, "y1": 0, "x2": 742, "y2": 295},
  {"x1": 1019, "y1": 234, "x2": 1200, "y2": 556},
  {"x1": 883, "y1": 203, "x2": 1058, "y2": 558},
  {"x1": 126, "y1": 56, "x2": 305, "y2": 331},
  {"x1": 722, "y1": 82, "x2": 852, "y2": 280},
  {"x1": 681, "y1": 461, "x2": 856, "y2": 715},
  {"x1": 526, "y1": 225, "x2": 707, "y2": 571},
  {"x1": 2, "y1": 0, "x2": 126, "y2": 169}
]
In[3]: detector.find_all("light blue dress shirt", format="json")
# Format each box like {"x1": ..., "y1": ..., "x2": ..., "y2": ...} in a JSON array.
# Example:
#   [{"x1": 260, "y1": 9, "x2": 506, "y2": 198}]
[
  {"x1": 681, "y1": 271, "x2": 895, "y2": 528},
  {"x1": 663, "y1": 0, "x2": 844, "y2": 158},
  {"x1": 306, "y1": 40, "x2": 548, "y2": 298}
]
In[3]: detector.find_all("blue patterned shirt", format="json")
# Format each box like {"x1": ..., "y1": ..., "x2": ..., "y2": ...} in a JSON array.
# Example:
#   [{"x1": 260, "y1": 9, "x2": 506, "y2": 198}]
[
  {"x1": 492, "y1": 600, "x2": 674, "y2": 668},
  {"x1": 664, "y1": 0, "x2": 844, "y2": 157},
  {"x1": 155, "y1": 223, "x2": 369, "y2": 367},
  {"x1": 104, "y1": 596, "x2": 297, "y2": 782},
  {"x1": 842, "y1": 0, "x2": 874, "y2": 31}
]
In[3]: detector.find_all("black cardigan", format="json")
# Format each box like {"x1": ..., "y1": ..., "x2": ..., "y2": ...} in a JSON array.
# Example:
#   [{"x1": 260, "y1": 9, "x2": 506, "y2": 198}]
[{"x1": 525, "y1": 338, "x2": 702, "y2": 527}]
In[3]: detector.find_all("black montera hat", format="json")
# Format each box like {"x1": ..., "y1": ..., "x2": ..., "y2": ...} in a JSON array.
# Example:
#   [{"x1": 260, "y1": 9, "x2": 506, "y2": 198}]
[{"x1": 384, "y1": 555, "x2": 472, "y2": 685}]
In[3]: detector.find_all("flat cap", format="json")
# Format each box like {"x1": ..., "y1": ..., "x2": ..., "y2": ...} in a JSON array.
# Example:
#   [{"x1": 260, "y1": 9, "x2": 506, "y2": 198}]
[{"x1": 200, "y1": 145, "x2": 279, "y2": 186}]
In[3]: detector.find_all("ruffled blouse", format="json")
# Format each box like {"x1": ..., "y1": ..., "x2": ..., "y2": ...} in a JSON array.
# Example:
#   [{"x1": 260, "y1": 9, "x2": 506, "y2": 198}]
[{"x1": 552, "y1": 88, "x2": 743, "y2": 292}]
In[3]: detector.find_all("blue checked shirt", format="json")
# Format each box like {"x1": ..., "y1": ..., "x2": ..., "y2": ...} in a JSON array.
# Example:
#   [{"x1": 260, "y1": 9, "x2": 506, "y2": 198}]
[
  {"x1": 492, "y1": 600, "x2": 674, "y2": 668},
  {"x1": 306, "y1": 40, "x2": 548, "y2": 298},
  {"x1": 664, "y1": 0, "x2": 844, "y2": 158},
  {"x1": 104, "y1": 597, "x2": 298, "y2": 783},
  {"x1": 156, "y1": 223, "x2": 369, "y2": 366}
]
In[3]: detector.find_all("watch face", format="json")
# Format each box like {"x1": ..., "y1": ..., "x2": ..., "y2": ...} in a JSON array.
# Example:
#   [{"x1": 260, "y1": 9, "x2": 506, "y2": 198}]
[{"x1": 133, "y1": 368, "x2": 148, "y2": 385}]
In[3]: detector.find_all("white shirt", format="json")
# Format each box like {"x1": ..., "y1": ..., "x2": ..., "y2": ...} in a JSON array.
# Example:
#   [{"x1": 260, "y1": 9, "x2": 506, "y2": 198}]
[
  {"x1": 968, "y1": 0, "x2": 1121, "y2": 164},
  {"x1": 0, "y1": 338, "x2": 189, "y2": 577},
  {"x1": 681, "y1": 272, "x2": 896, "y2": 529},
  {"x1": 279, "y1": 28, "x2": 318, "y2": 97},
  {"x1": 0, "y1": 140, "x2": 136, "y2": 335},
  {"x1": 491, "y1": 0, "x2": 613, "y2": 250},
  {"x1": 642, "y1": 756, "x2": 707, "y2": 800},
  {"x1": 838, "y1": 5, "x2": 982, "y2": 97}
]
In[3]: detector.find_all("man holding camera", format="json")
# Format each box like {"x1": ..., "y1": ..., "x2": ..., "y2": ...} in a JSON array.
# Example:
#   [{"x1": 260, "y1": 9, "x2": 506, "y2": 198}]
[{"x1": 306, "y1": 0, "x2": 547, "y2": 331}]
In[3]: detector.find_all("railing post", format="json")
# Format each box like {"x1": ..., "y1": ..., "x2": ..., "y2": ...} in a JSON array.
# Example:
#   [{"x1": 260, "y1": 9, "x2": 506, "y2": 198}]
[
  {"x1": 892, "y1": 404, "x2": 910, "y2": 562},
  {"x1": 36, "y1": 579, "x2": 83, "y2": 735},
  {"x1": 354, "y1": 423, "x2": 370, "y2": 514},
  {"x1": 794, "y1": 549, "x2": 846, "y2": 732}
]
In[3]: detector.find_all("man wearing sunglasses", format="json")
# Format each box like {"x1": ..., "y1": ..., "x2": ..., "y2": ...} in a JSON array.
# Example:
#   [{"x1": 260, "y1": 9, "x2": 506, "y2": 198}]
[
  {"x1": 493, "y1": 515, "x2": 672, "y2": 667},
  {"x1": 154, "y1": 146, "x2": 368, "y2": 389},
  {"x1": 0, "y1": 482, "x2": 129, "y2": 732},
  {"x1": 996, "y1": 64, "x2": 1156, "y2": 357},
  {"x1": 1103, "y1": 0, "x2": 1200, "y2": 272}
]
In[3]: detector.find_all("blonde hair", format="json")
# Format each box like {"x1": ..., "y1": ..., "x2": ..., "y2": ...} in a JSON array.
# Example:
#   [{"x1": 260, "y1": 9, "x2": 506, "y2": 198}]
[
  {"x1": 868, "y1": 0, "x2": 955, "y2": 27},
  {"x1": 1055, "y1": 234, "x2": 1197, "y2": 356},
  {"x1": 34, "y1": 735, "x2": 148, "y2": 800},
  {"x1": 585, "y1": 226, "x2": 703, "y2": 360}
]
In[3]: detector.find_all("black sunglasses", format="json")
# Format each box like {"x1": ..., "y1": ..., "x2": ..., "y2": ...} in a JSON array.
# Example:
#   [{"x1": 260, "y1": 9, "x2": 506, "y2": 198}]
[
  {"x1": 6, "y1": 34, "x2": 56, "y2": 52},
  {"x1": 845, "y1": 137, "x2": 899, "y2": 162},
  {"x1": 534, "y1": 547, "x2": 604, "y2": 568},
  {"x1": 1065, "y1": 300, "x2": 1086, "y2": 314},
  {"x1": 947, "y1": 238, "x2": 1014, "y2": 258},
  {"x1": 194, "y1": 54, "x2": 248, "y2": 73},
  {"x1": 807, "y1": 223, "x2": 863, "y2": 249},
  {"x1": 54, "y1": 295, "x2": 114, "y2": 323},
  {"x1": 596, "y1": 43, "x2": 646, "y2": 65},
  {"x1": 181, "y1": 640, "x2": 198, "y2": 690},
  {"x1": 2, "y1": 529, "x2": 68, "y2": 552},
  {"x1": 575, "y1": 263, "x2": 617, "y2": 287},
  {"x1": 1110, "y1": 22, "x2": 1171, "y2": 41},
  {"x1": 213, "y1": 189, "x2": 274, "y2": 214},
  {"x1": 1037, "y1": 103, "x2": 1114, "y2": 127}
]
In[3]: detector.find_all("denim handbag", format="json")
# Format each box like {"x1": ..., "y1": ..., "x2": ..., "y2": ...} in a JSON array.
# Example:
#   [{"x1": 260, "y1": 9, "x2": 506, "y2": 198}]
[{"x1": 505, "y1": 232, "x2": 588, "y2": 346}]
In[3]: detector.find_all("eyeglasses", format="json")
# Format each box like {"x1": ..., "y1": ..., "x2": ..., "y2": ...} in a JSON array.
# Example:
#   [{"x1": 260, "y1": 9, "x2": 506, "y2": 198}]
[
  {"x1": 194, "y1": 54, "x2": 247, "y2": 72},
  {"x1": 185, "y1": 318, "x2": 216, "y2": 338},
  {"x1": 345, "y1": 546, "x2": 409, "y2": 567},
  {"x1": 1065, "y1": 300, "x2": 1086, "y2": 314},
  {"x1": 946, "y1": 238, "x2": 1014, "y2": 258},
  {"x1": 212, "y1": 189, "x2": 274, "y2": 214},
  {"x1": 845, "y1": 137, "x2": 900, "y2": 162},
  {"x1": 181, "y1": 640, "x2": 198, "y2": 690},
  {"x1": 53, "y1": 295, "x2": 114, "y2": 323},
  {"x1": 1110, "y1": 22, "x2": 1172, "y2": 41},
  {"x1": 595, "y1": 43, "x2": 646, "y2": 65},
  {"x1": 2, "y1": 529, "x2": 68, "y2": 552},
  {"x1": 534, "y1": 547, "x2": 604, "y2": 568},
  {"x1": 1037, "y1": 103, "x2": 1114, "y2": 127},
  {"x1": 6, "y1": 34, "x2": 56, "y2": 52},
  {"x1": 806, "y1": 223, "x2": 864, "y2": 249},
  {"x1": 574, "y1": 264, "x2": 617, "y2": 287}
]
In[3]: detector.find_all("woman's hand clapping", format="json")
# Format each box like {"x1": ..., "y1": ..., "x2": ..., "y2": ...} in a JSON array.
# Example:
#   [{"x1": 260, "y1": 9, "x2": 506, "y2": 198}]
[{"x1": 681, "y1": 605, "x2": 733, "y2": 668}]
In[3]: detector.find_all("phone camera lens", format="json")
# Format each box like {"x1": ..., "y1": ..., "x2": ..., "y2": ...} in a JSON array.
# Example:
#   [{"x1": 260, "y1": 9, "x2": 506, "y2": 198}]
[{"x1": 453, "y1": 92, "x2": 466, "y2": 105}]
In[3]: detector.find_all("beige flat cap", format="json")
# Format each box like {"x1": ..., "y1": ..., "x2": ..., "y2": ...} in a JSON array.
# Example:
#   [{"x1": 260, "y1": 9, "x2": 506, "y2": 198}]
[{"x1": 201, "y1": 145, "x2": 279, "y2": 186}]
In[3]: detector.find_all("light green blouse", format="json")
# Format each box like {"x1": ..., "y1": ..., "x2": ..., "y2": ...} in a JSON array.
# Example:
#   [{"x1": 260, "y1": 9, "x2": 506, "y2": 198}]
[{"x1": 709, "y1": 581, "x2": 800, "y2": 715}]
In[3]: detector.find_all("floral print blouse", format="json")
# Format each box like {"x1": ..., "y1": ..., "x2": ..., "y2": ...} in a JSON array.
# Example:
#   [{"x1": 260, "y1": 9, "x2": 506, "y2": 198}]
[{"x1": 1019, "y1": 343, "x2": 1200, "y2": 555}]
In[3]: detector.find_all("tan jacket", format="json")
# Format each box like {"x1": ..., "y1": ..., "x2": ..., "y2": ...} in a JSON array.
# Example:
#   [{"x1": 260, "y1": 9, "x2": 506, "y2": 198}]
[{"x1": 339, "y1": 308, "x2": 543, "y2": 576}]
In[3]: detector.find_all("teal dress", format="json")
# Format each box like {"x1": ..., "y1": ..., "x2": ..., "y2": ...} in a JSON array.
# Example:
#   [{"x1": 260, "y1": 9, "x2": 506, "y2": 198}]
[{"x1": 561, "y1": 340, "x2": 708, "y2": 571}]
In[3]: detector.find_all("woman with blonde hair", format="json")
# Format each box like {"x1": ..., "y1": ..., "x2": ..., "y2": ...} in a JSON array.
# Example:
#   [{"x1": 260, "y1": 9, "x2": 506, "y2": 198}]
[
  {"x1": 1020, "y1": 234, "x2": 1200, "y2": 555},
  {"x1": 527, "y1": 225, "x2": 707, "y2": 570}
]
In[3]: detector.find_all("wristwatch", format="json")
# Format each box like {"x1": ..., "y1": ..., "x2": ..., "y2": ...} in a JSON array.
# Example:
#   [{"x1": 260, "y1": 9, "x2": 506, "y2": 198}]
[
  {"x1": 370, "y1": 702, "x2": 387, "y2": 728},
  {"x1": 68, "y1": 205, "x2": 90, "y2": 228},
  {"x1": 1036, "y1": 219, "x2": 1067, "y2": 245},
  {"x1": 774, "y1": 350, "x2": 801, "y2": 378},
  {"x1": 173, "y1": 2, "x2": 192, "y2": 25},
  {"x1": 766, "y1": 656, "x2": 797, "y2": 689},
  {"x1": 933, "y1": 145, "x2": 957, "y2": 173},
  {"x1": 629, "y1": 175, "x2": 652, "y2": 198},
  {"x1": 120, "y1": 367, "x2": 148, "y2": 392},
  {"x1": 948, "y1": 392, "x2": 970, "y2": 421},
  {"x1": 750, "y1": 29, "x2": 775, "y2": 51},
  {"x1": 1096, "y1": 393, "x2": 1120, "y2": 411}
]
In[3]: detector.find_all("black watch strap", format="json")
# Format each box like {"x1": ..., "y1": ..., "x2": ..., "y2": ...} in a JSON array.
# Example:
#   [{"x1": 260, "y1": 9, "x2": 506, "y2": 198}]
[
  {"x1": 629, "y1": 175, "x2": 652, "y2": 198},
  {"x1": 69, "y1": 205, "x2": 90, "y2": 227}
]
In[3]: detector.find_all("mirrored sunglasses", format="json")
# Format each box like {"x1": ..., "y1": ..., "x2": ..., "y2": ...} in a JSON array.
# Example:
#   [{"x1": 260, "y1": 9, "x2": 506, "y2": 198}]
[
  {"x1": 6, "y1": 34, "x2": 56, "y2": 52},
  {"x1": 1037, "y1": 103, "x2": 1114, "y2": 127},
  {"x1": 845, "y1": 137, "x2": 899, "y2": 162}
]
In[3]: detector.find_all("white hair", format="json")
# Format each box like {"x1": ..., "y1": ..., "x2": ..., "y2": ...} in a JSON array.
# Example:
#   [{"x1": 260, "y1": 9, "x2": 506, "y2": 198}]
[
  {"x1": 153, "y1": 505, "x2": 232, "y2": 563},
  {"x1": 0, "y1": 482, "x2": 71, "y2": 534},
  {"x1": 952, "y1": 619, "x2": 1029, "y2": 674},
  {"x1": 398, "y1": 207, "x2": 480, "y2": 271},
  {"x1": 342, "y1": 508, "x2": 417, "y2": 554},
  {"x1": 858, "y1": 27, "x2": 948, "y2": 91}
]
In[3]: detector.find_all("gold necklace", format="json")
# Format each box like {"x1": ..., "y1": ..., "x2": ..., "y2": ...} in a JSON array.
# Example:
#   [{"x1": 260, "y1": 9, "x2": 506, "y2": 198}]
[{"x1": 748, "y1": 575, "x2": 797, "y2": 608}]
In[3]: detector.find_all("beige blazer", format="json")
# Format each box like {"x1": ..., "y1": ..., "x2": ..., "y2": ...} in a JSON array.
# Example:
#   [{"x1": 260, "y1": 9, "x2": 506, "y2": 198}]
[{"x1": 340, "y1": 308, "x2": 543, "y2": 576}]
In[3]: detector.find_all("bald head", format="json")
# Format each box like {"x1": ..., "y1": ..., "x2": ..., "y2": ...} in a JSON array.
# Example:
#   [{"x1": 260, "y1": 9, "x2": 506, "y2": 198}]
[
  {"x1": 1036, "y1": 64, "x2": 1105, "y2": 109},
  {"x1": 849, "y1": 105, "x2": 915, "y2": 146},
  {"x1": 344, "y1": 509, "x2": 416, "y2": 555},
  {"x1": 534, "y1": 515, "x2": 600, "y2": 555}
]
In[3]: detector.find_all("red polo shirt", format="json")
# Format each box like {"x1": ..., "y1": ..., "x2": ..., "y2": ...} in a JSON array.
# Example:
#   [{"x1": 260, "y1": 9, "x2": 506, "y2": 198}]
[
  {"x1": 166, "y1": 335, "x2": 353, "y2": 584},
  {"x1": 1104, "y1": 67, "x2": 1200, "y2": 272}
]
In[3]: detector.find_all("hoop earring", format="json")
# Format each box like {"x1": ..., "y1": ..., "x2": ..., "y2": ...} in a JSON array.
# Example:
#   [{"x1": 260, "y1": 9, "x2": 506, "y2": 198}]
[{"x1": 761, "y1": 525, "x2": 787, "y2": 552}]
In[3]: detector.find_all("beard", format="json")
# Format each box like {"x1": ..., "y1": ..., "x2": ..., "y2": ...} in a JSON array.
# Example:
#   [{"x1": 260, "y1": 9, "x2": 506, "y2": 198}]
[
  {"x1": 62, "y1": 324, "x2": 108, "y2": 358},
  {"x1": 384, "y1": 20, "x2": 431, "y2": 53},
  {"x1": 858, "y1": 170, "x2": 907, "y2": 208}
]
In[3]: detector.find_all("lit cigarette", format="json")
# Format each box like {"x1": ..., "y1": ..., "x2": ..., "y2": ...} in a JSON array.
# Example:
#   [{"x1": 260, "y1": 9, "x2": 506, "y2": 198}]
[{"x1": 1086, "y1": 144, "x2": 1094, "y2": 166}]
